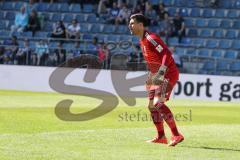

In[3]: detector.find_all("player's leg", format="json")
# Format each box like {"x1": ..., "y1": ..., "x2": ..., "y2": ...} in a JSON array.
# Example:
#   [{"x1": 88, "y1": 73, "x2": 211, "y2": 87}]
[
  {"x1": 146, "y1": 89, "x2": 167, "y2": 144},
  {"x1": 155, "y1": 79, "x2": 184, "y2": 146}
]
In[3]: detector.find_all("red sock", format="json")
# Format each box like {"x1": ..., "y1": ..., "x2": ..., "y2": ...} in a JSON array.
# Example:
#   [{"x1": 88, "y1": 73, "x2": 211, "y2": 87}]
[
  {"x1": 150, "y1": 105, "x2": 165, "y2": 139},
  {"x1": 156, "y1": 102, "x2": 179, "y2": 136}
]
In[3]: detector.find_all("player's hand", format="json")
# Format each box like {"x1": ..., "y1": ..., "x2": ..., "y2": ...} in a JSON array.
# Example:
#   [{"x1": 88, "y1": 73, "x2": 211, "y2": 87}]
[
  {"x1": 152, "y1": 74, "x2": 164, "y2": 85},
  {"x1": 145, "y1": 73, "x2": 153, "y2": 90}
]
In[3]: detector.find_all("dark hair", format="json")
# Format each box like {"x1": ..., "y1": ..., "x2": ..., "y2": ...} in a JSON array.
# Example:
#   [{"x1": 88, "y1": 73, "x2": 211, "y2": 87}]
[{"x1": 130, "y1": 13, "x2": 150, "y2": 27}]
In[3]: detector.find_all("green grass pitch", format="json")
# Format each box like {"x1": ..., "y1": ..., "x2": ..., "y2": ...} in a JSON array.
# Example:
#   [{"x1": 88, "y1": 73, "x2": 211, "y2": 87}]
[{"x1": 0, "y1": 90, "x2": 240, "y2": 160}]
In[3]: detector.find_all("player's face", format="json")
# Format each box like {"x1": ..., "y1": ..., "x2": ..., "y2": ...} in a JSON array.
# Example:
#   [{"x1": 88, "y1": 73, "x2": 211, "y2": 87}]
[{"x1": 128, "y1": 18, "x2": 141, "y2": 36}]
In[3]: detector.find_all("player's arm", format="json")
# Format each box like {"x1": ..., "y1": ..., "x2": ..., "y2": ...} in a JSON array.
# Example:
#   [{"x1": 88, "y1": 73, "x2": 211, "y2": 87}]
[{"x1": 145, "y1": 33, "x2": 168, "y2": 84}]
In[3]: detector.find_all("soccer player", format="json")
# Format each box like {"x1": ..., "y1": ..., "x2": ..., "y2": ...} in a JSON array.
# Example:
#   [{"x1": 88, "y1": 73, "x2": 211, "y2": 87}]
[{"x1": 128, "y1": 14, "x2": 184, "y2": 146}]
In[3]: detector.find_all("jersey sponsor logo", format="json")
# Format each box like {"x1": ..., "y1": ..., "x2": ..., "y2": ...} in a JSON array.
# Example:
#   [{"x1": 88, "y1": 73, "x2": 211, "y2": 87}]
[
  {"x1": 156, "y1": 45, "x2": 163, "y2": 53},
  {"x1": 145, "y1": 32, "x2": 163, "y2": 53}
]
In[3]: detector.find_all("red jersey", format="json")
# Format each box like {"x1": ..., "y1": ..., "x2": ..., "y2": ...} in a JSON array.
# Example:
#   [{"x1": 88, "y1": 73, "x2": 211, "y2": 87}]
[{"x1": 140, "y1": 31, "x2": 179, "y2": 85}]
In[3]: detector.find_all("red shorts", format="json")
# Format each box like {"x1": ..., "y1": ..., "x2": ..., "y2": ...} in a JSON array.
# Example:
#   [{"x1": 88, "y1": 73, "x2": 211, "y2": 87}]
[{"x1": 146, "y1": 77, "x2": 178, "y2": 100}]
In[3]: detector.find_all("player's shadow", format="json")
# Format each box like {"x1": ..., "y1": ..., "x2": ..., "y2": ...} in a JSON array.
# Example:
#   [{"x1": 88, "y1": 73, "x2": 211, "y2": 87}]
[{"x1": 181, "y1": 145, "x2": 240, "y2": 152}]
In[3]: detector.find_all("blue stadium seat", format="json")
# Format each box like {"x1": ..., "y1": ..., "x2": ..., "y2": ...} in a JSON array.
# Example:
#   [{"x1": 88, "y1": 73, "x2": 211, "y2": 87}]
[
  {"x1": 225, "y1": 30, "x2": 237, "y2": 39},
  {"x1": 224, "y1": 50, "x2": 237, "y2": 59},
  {"x1": 22, "y1": 31, "x2": 32, "y2": 38},
  {"x1": 187, "y1": 28, "x2": 198, "y2": 37},
  {"x1": 70, "y1": 4, "x2": 81, "y2": 13},
  {"x1": 96, "y1": 34, "x2": 106, "y2": 42},
  {"x1": 230, "y1": 62, "x2": 240, "y2": 72},
  {"x1": 219, "y1": 1, "x2": 232, "y2": 8},
  {"x1": 49, "y1": 42, "x2": 57, "y2": 48},
  {"x1": 198, "y1": 49, "x2": 209, "y2": 57},
  {"x1": 102, "y1": 25, "x2": 115, "y2": 33},
  {"x1": 90, "y1": 24, "x2": 102, "y2": 33},
  {"x1": 83, "y1": 4, "x2": 93, "y2": 13},
  {"x1": 15, "y1": 2, "x2": 25, "y2": 10},
  {"x1": 200, "y1": 29, "x2": 212, "y2": 37},
  {"x1": 76, "y1": 14, "x2": 85, "y2": 23},
  {"x1": 179, "y1": 8, "x2": 188, "y2": 17},
  {"x1": 149, "y1": 0, "x2": 160, "y2": 5},
  {"x1": 60, "y1": 3, "x2": 69, "y2": 12},
  {"x1": 0, "y1": 31, "x2": 10, "y2": 37},
  {"x1": 211, "y1": 50, "x2": 223, "y2": 58},
  {"x1": 220, "y1": 19, "x2": 232, "y2": 28},
  {"x1": 63, "y1": 13, "x2": 73, "y2": 23},
  {"x1": 202, "y1": 61, "x2": 215, "y2": 71},
  {"x1": 0, "y1": 21, "x2": 6, "y2": 30},
  {"x1": 235, "y1": 0, "x2": 240, "y2": 8},
  {"x1": 51, "y1": 13, "x2": 62, "y2": 22},
  {"x1": 231, "y1": 40, "x2": 240, "y2": 49},
  {"x1": 184, "y1": 18, "x2": 194, "y2": 27},
  {"x1": 227, "y1": 10, "x2": 238, "y2": 18},
  {"x1": 163, "y1": 0, "x2": 173, "y2": 6},
  {"x1": 233, "y1": 20, "x2": 240, "y2": 28},
  {"x1": 219, "y1": 40, "x2": 231, "y2": 49},
  {"x1": 38, "y1": 3, "x2": 48, "y2": 12},
  {"x1": 167, "y1": 8, "x2": 177, "y2": 16},
  {"x1": 48, "y1": 3, "x2": 59, "y2": 12},
  {"x1": 82, "y1": 34, "x2": 93, "y2": 41},
  {"x1": 0, "y1": 11, "x2": 4, "y2": 19},
  {"x1": 217, "y1": 61, "x2": 229, "y2": 71},
  {"x1": 205, "y1": 39, "x2": 218, "y2": 48},
  {"x1": 192, "y1": 38, "x2": 204, "y2": 47},
  {"x1": 5, "y1": 12, "x2": 15, "y2": 20},
  {"x1": 3, "y1": 2, "x2": 14, "y2": 10},
  {"x1": 107, "y1": 35, "x2": 119, "y2": 42},
  {"x1": 186, "y1": 48, "x2": 197, "y2": 56},
  {"x1": 202, "y1": 9, "x2": 213, "y2": 18},
  {"x1": 79, "y1": 24, "x2": 89, "y2": 32},
  {"x1": 215, "y1": 9, "x2": 225, "y2": 18},
  {"x1": 35, "y1": 31, "x2": 48, "y2": 38},
  {"x1": 208, "y1": 19, "x2": 220, "y2": 28},
  {"x1": 119, "y1": 35, "x2": 130, "y2": 41},
  {"x1": 168, "y1": 37, "x2": 178, "y2": 45},
  {"x1": 43, "y1": 22, "x2": 53, "y2": 32},
  {"x1": 213, "y1": 29, "x2": 224, "y2": 38},
  {"x1": 190, "y1": 8, "x2": 201, "y2": 17},
  {"x1": 116, "y1": 25, "x2": 128, "y2": 34},
  {"x1": 63, "y1": 43, "x2": 74, "y2": 50},
  {"x1": 86, "y1": 14, "x2": 98, "y2": 23},
  {"x1": 175, "y1": 47, "x2": 186, "y2": 55},
  {"x1": 132, "y1": 36, "x2": 139, "y2": 44},
  {"x1": 195, "y1": 18, "x2": 206, "y2": 27}
]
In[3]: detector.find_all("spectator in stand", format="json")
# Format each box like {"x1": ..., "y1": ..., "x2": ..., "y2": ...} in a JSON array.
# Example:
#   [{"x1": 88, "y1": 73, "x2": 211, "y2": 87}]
[
  {"x1": 91, "y1": 37, "x2": 100, "y2": 55},
  {"x1": 15, "y1": 39, "x2": 32, "y2": 65},
  {"x1": 66, "y1": 19, "x2": 80, "y2": 39},
  {"x1": 171, "y1": 12, "x2": 185, "y2": 43},
  {"x1": 170, "y1": 46, "x2": 183, "y2": 69},
  {"x1": 51, "y1": 20, "x2": 66, "y2": 39},
  {"x1": 72, "y1": 42, "x2": 82, "y2": 57},
  {"x1": 106, "y1": 2, "x2": 120, "y2": 24},
  {"x1": 97, "y1": 0, "x2": 109, "y2": 15},
  {"x1": 25, "y1": 10, "x2": 41, "y2": 36},
  {"x1": 98, "y1": 43, "x2": 109, "y2": 68},
  {"x1": 2, "y1": 36, "x2": 19, "y2": 64},
  {"x1": 54, "y1": 42, "x2": 66, "y2": 65},
  {"x1": 25, "y1": 0, "x2": 38, "y2": 15},
  {"x1": 155, "y1": 3, "x2": 168, "y2": 21},
  {"x1": 11, "y1": 6, "x2": 29, "y2": 34},
  {"x1": 137, "y1": 0, "x2": 147, "y2": 14},
  {"x1": 159, "y1": 12, "x2": 172, "y2": 45},
  {"x1": 144, "y1": 2, "x2": 157, "y2": 25},
  {"x1": 34, "y1": 40, "x2": 49, "y2": 66},
  {"x1": 132, "y1": 4, "x2": 144, "y2": 14},
  {"x1": 115, "y1": 3, "x2": 131, "y2": 25}
]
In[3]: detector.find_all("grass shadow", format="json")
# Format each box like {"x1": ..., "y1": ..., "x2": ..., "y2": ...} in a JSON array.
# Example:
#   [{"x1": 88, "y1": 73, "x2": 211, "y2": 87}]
[{"x1": 180, "y1": 145, "x2": 240, "y2": 152}]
